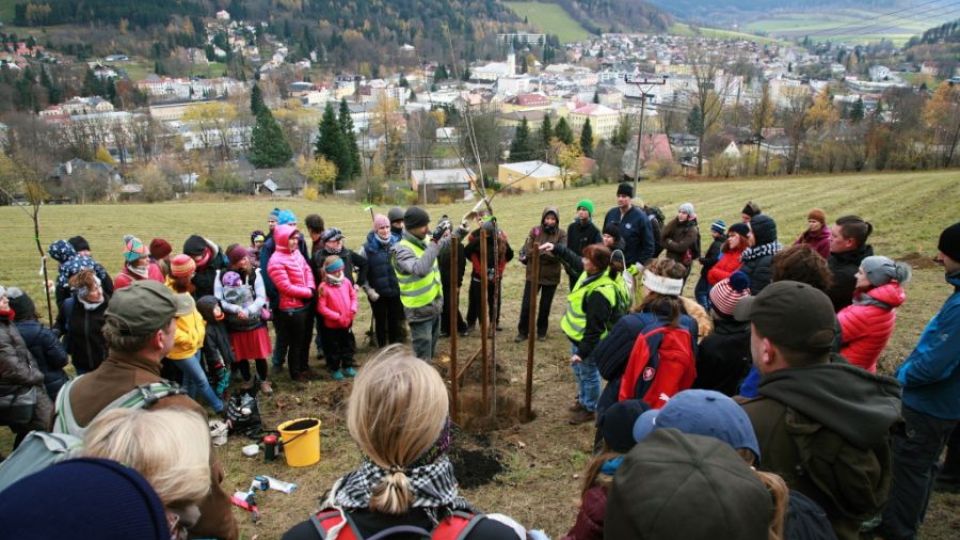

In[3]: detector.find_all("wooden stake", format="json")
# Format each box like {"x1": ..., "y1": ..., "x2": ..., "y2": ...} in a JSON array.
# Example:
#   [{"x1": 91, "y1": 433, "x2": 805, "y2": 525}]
[
  {"x1": 479, "y1": 227, "x2": 489, "y2": 413},
  {"x1": 449, "y1": 239, "x2": 460, "y2": 423},
  {"x1": 525, "y1": 242, "x2": 540, "y2": 417}
]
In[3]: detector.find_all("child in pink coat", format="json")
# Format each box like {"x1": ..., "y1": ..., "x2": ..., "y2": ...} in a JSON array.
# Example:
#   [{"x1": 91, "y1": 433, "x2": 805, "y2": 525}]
[{"x1": 317, "y1": 255, "x2": 358, "y2": 380}]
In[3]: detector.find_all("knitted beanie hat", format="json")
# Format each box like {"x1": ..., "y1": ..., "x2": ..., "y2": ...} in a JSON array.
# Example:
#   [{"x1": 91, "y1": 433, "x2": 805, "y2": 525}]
[
  {"x1": 170, "y1": 254, "x2": 196, "y2": 278},
  {"x1": 122, "y1": 235, "x2": 148, "y2": 263},
  {"x1": 576, "y1": 199, "x2": 595, "y2": 216},
  {"x1": 149, "y1": 238, "x2": 172, "y2": 260},
  {"x1": 250, "y1": 230, "x2": 266, "y2": 245},
  {"x1": 728, "y1": 222, "x2": 750, "y2": 238},
  {"x1": 227, "y1": 245, "x2": 250, "y2": 267},
  {"x1": 938, "y1": 222, "x2": 960, "y2": 262},
  {"x1": 807, "y1": 208, "x2": 827, "y2": 226},
  {"x1": 860, "y1": 256, "x2": 912, "y2": 287},
  {"x1": 710, "y1": 271, "x2": 751, "y2": 316},
  {"x1": 277, "y1": 209, "x2": 297, "y2": 226},
  {"x1": 741, "y1": 201, "x2": 761, "y2": 218},
  {"x1": 0, "y1": 458, "x2": 168, "y2": 540},
  {"x1": 711, "y1": 219, "x2": 727, "y2": 235},
  {"x1": 678, "y1": 202, "x2": 695, "y2": 217},
  {"x1": 182, "y1": 235, "x2": 207, "y2": 257},
  {"x1": 404, "y1": 207, "x2": 430, "y2": 229},
  {"x1": 617, "y1": 182, "x2": 634, "y2": 198},
  {"x1": 388, "y1": 207, "x2": 405, "y2": 223},
  {"x1": 373, "y1": 214, "x2": 390, "y2": 229},
  {"x1": 603, "y1": 222, "x2": 621, "y2": 240}
]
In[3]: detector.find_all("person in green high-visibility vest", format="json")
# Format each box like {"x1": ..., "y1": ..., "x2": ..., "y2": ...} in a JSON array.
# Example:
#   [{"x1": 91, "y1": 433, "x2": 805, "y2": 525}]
[
  {"x1": 547, "y1": 243, "x2": 625, "y2": 425},
  {"x1": 391, "y1": 207, "x2": 468, "y2": 361}
]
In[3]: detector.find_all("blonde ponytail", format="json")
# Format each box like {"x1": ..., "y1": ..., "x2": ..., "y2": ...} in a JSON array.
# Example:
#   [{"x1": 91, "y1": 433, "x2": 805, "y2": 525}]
[
  {"x1": 369, "y1": 469, "x2": 414, "y2": 515},
  {"x1": 754, "y1": 470, "x2": 788, "y2": 540}
]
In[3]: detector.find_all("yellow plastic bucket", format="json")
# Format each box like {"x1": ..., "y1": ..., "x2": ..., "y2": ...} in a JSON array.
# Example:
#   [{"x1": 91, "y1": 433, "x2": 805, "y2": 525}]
[{"x1": 277, "y1": 418, "x2": 321, "y2": 467}]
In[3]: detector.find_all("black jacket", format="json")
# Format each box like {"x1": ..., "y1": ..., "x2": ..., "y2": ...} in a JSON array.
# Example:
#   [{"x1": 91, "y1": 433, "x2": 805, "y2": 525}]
[
  {"x1": 55, "y1": 295, "x2": 108, "y2": 373},
  {"x1": 15, "y1": 320, "x2": 68, "y2": 400},
  {"x1": 566, "y1": 219, "x2": 602, "y2": 258},
  {"x1": 693, "y1": 317, "x2": 750, "y2": 397},
  {"x1": 827, "y1": 245, "x2": 874, "y2": 312},
  {"x1": 314, "y1": 246, "x2": 367, "y2": 288},
  {"x1": 699, "y1": 237, "x2": 725, "y2": 271}
]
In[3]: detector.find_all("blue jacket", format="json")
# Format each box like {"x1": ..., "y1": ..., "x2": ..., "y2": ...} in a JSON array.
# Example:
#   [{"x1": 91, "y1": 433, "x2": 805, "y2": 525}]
[
  {"x1": 897, "y1": 273, "x2": 960, "y2": 420},
  {"x1": 361, "y1": 231, "x2": 400, "y2": 298},
  {"x1": 603, "y1": 206, "x2": 654, "y2": 266},
  {"x1": 593, "y1": 310, "x2": 699, "y2": 417},
  {"x1": 15, "y1": 319, "x2": 68, "y2": 400}
]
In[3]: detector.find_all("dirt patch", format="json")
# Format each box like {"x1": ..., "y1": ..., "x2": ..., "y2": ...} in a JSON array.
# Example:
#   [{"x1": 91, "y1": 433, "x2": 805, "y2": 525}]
[
  {"x1": 901, "y1": 251, "x2": 940, "y2": 269},
  {"x1": 449, "y1": 447, "x2": 505, "y2": 489},
  {"x1": 457, "y1": 386, "x2": 524, "y2": 432}
]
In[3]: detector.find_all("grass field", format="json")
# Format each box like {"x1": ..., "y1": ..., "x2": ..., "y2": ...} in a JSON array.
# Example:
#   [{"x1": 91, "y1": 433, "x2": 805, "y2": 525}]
[
  {"x1": 2, "y1": 170, "x2": 960, "y2": 538},
  {"x1": 669, "y1": 22, "x2": 785, "y2": 45},
  {"x1": 123, "y1": 59, "x2": 227, "y2": 82},
  {"x1": 504, "y1": 1, "x2": 592, "y2": 44},
  {"x1": 743, "y1": 8, "x2": 958, "y2": 46},
  {"x1": 0, "y1": 0, "x2": 14, "y2": 24}
]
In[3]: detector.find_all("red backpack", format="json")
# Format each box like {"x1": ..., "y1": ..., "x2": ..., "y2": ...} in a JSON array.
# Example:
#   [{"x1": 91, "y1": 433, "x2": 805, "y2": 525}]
[
  {"x1": 310, "y1": 509, "x2": 486, "y2": 540},
  {"x1": 617, "y1": 324, "x2": 696, "y2": 409}
]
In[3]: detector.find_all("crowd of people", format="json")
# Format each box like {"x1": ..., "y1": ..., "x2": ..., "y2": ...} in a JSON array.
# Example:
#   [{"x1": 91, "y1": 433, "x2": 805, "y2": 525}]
[{"x1": 0, "y1": 182, "x2": 958, "y2": 540}]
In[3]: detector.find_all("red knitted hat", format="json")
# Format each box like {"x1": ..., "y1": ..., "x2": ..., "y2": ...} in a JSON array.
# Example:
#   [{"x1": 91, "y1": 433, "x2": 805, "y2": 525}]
[
  {"x1": 710, "y1": 273, "x2": 751, "y2": 316},
  {"x1": 170, "y1": 254, "x2": 196, "y2": 278},
  {"x1": 149, "y1": 238, "x2": 172, "y2": 260}
]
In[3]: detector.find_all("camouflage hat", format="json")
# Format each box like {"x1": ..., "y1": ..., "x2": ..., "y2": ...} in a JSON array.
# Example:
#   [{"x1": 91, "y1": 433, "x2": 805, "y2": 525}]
[{"x1": 105, "y1": 281, "x2": 177, "y2": 335}]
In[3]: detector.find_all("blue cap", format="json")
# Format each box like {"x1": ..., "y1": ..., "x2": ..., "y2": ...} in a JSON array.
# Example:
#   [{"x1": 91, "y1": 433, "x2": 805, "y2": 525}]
[{"x1": 632, "y1": 389, "x2": 760, "y2": 464}]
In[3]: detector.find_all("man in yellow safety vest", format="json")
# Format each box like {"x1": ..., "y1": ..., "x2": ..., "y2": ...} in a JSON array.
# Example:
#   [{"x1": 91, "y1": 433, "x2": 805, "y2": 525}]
[{"x1": 392, "y1": 207, "x2": 467, "y2": 360}]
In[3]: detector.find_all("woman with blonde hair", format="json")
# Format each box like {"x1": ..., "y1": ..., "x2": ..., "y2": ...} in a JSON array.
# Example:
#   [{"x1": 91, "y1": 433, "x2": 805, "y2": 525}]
[
  {"x1": 82, "y1": 407, "x2": 212, "y2": 538},
  {"x1": 283, "y1": 346, "x2": 529, "y2": 540}
]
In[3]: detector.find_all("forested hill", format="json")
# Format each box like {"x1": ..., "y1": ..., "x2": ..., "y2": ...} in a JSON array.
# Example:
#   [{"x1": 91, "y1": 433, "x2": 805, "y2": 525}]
[
  {"x1": 646, "y1": 0, "x2": 897, "y2": 22},
  {"x1": 12, "y1": 0, "x2": 209, "y2": 28},
  {"x1": 556, "y1": 0, "x2": 670, "y2": 34},
  {"x1": 907, "y1": 18, "x2": 960, "y2": 47}
]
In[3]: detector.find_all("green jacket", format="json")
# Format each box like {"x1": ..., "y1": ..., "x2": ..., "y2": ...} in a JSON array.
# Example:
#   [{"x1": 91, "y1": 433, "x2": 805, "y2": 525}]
[{"x1": 742, "y1": 356, "x2": 901, "y2": 540}]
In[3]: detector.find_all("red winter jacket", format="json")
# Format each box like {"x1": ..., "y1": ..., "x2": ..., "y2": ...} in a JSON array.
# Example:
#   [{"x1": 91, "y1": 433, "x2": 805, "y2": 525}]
[
  {"x1": 113, "y1": 262, "x2": 165, "y2": 290},
  {"x1": 317, "y1": 278, "x2": 358, "y2": 329},
  {"x1": 562, "y1": 484, "x2": 607, "y2": 540},
  {"x1": 267, "y1": 225, "x2": 315, "y2": 311},
  {"x1": 794, "y1": 227, "x2": 831, "y2": 259},
  {"x1": 837, "y1": 282, "x2": 906, "y2": 373},
  {"x1": 707, "y1": 245, "x2": 747, "y2": 285}
]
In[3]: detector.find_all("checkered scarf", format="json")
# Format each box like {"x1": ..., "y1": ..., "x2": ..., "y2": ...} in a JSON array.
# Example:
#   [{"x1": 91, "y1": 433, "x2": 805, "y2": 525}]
[
  {"x1": 740, "y1": 241, "x2": 782, "y2": 263},
  {"x1": 331, "y1": 455, "x2": 471, "y2": 516}
]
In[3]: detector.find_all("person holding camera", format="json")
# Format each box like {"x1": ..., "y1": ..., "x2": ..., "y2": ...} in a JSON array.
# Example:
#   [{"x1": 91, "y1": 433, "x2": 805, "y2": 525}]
[{"x1": 391, "y1": 207, "x2": 467, "y2": 361}]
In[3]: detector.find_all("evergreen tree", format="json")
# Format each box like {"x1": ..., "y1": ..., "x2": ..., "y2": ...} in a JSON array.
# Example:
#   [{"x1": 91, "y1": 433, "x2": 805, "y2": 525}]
[
  {"x1": 687, "y1": 105, "x2": 704, "y2": 136},
  {"x1": 250, "y1": 83, "x2": 266, "y2": 115},
  {"x1": 592, "y1": 91, "x2": 599, "y2": 104},
  {"x1": 338, "y1": 98, "x2": 362, "y2": 179},
  {"x1": 509, "y1": 118, "x2": 535, "y2": 162},
  {"x1": 850, "y1": 97, "x2": 865, "y2": 123},
  {"x1": 580, "y1": 118, "x2": 594, "y2": 158},
  {"x1": 540, "y1": 114, "x2": 553, "y2": 156},
  {"x1": 433, "y1": 64, "x2": 449, "y2": 81},
  {"x1": 315, "y1": 103, "x2": 353, "y2": 188},
  {"x1": 555, "y1": 117, "x2": 574, "y2": 145},
  {"x1": 81, "y1": 68, "x2": 102, "y2": 97},
  {"x1": 249, "y1": 109, "x2": 293, "y2": 168}
]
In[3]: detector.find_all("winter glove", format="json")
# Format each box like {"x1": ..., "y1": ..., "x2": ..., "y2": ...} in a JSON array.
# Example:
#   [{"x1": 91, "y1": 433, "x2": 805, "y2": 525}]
[
  {"x1": 365, "y1": 286, "x2": 380, "y2": 302},
  {"x1": 215, "y1": 366, "x2": 231, "y2": 397}
]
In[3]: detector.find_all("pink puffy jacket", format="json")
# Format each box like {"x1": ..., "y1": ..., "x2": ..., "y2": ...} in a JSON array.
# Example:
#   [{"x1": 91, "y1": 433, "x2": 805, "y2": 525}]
[
  {"x1": 317, "y1": 278, "x2": 358, "y2": 329},
  {"x1": 837, "y1": 282, "x2": 906, "y2": 373},
  {"x1": 267, "y1": 225, "x2": 315, "y2": 311}
]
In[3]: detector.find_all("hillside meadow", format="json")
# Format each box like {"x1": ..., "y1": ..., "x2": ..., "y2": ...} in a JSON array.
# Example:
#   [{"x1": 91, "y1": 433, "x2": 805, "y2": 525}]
[
  {"x1": 1, "y1": 169, "x2": 960, "y2": 538},
  {"x1": 504, "y1": 2, "x2": 592, "y2": 43}
]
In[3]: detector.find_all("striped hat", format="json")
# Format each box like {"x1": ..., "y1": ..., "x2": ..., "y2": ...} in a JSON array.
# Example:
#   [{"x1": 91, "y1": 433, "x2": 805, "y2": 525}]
[
  {"x1": 710, "y1": 272, "x2": 751, "y2": 316},
  {"x1": 170, "y1": 254, "x2": 196, "y2": 278},
  {"x1": 122, "y1": 235, "x2": 148, "y2": 263},
  {"x1": 710, "y1": 220, "x2": 727, "y2": 235}
]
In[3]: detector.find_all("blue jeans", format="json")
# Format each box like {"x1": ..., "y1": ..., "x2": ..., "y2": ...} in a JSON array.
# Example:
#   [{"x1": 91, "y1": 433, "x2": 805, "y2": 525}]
[
  {"x1": 694, "y1": 274, "x2": 712, "y2": 312},
  {"x1": 175, "y1": 352, "x2": 223, "y2": 413},
  {"x1": 572, "y1": 345, "x2": 600, "y2": 412},
  {"x1": 409, "y1": 316, "x2": 440, "y2": 361}
]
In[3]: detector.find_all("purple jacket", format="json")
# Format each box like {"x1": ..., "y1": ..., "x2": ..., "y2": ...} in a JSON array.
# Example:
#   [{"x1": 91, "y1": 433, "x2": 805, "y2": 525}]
[{"x1": 795, "y1": 227, "x2": 831, "y2": 259}]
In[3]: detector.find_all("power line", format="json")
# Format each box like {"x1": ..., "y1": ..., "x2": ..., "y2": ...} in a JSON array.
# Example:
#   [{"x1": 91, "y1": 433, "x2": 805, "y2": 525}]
[{"x1": 808, "y1": 0, "x2": 952, "y2": 38}]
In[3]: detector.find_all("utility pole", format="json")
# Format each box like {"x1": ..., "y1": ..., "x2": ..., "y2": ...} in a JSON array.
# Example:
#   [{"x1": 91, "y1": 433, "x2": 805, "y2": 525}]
[{"x1": 624, "y1": 75, "x2": 666, "y2": 195}]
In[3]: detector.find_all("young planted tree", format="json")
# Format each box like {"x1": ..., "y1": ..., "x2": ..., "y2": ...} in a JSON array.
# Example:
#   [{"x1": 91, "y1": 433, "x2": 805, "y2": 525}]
[
  {"x1": 689, "y1": 49, "x2": 735, "y2": 174},
  {"x1": 751, "y1": 83, "x2": 774, "y2": 175}
]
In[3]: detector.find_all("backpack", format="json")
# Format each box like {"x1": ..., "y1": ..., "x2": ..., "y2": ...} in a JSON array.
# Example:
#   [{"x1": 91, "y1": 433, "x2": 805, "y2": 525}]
[
  {"x1": 310, "y1": 509, "x2": 486, "y2": 540},
  {"x1": 0, "y1": 378, "x2": 186, "y2": 494},
  {"x1": 617, "y1": 324, "x2": 696, "y2": 409},
  {"x1": 226, "y1": 388, "x2": 263, "y2": 439},
  {"x1": 785, "y1": 407, "x2": 892, "y2": 523}
]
